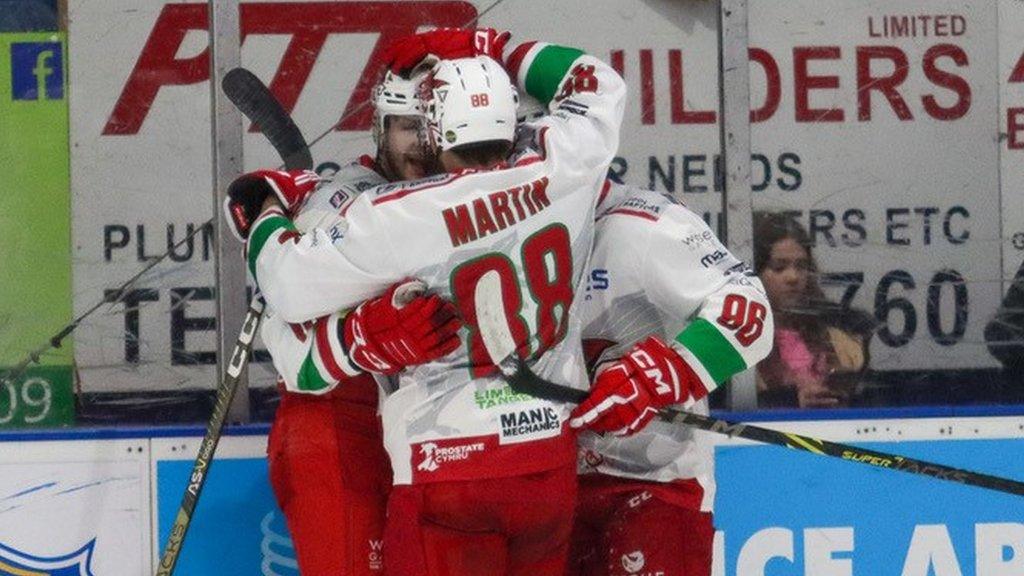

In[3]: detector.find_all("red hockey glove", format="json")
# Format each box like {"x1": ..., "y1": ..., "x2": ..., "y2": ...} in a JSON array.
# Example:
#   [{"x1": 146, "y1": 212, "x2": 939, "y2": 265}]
[
  {"x1": 383, "y1": 28, "x2": 511, "y2": 74},
  {"x1": 224, "y1": 169, "x2": 319, "y2": 240},
  {"x1": 342, "y1": 279, "x2": 463, "y2": 375},
  {"x1": 570, "y1": 337, "x2": 709, "y2": 436}
]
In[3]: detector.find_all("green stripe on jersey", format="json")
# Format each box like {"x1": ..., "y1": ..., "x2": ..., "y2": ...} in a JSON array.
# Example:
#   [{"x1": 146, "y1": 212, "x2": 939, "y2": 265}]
[
  {"x1": 675, "y1": 319, "x2": 747, "y2": 385},
  {"x1": 525, "y1": 45, "x2": 586, "y2": 104},
  {"x1": 297, "y1": 351, "x2": 333, "y2": 392},
  {"x1": 247, "y1": 215, "x2": 295, "y2": 279}
]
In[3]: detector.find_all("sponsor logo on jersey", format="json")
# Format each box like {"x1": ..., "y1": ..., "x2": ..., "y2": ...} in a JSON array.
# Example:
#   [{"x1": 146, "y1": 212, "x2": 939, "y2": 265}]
[
  {"x1": 499, "y1": 406, "x2": 561, "y2": 442},
  {"x1": 619, "y1": 196, "x2": 663, "y2": 216},
  {"x1": 621, "y1": 550, "x2": 645, "y2": 573},
  {"x1": 375, "y1": 173, "x2": 450, "y2": 197},
  {"x1": 368, "y1": 539, "x2": 383, "y2": 572},
  {"x1": 556, "y1": 98, "x2": 590, "y2": 116},
  {"x1": 699, "y1": 249, "x2": 729, "y2": 268},
  {"x1": 619, "y1": 549, "x2": 666, "y2": 576},
  {"x1": 627, "y1": 490, "x2": 652, "y2": 509},
  {"x1": 585, "y1": 269, "x2": 610, "y2": 298},
  {"x1": 474, "y1": 385, "x2": 532, "y2": 409},
  {"x1": 10, "y1": 42, "x2": 64, "y2": 101},
  {"x1": 415, "y1": 440, "x2": 486, "y2": 473},
  {"x1": 680, "y1": 230, "x2": 715, "y2": 250},
  {"x1": 0, "y1": 538, "x2": 96, "y2": 575}
]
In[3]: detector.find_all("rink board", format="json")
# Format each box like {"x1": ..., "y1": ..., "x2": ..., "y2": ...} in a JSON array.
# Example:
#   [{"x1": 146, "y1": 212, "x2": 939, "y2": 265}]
[
  {"x1": 2, "y1": 417, "x2": 1023, "y2": 575},
  {"x1": 63, "y1": 0, "x2": 1024, "y2": 393}
]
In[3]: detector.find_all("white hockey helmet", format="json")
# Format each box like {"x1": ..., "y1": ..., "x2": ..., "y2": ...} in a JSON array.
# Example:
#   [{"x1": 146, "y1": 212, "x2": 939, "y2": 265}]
[
  {"x1": 371, "y1": 68, "x2": 424, "y2": 147},
  {"x1": 420, "y1": 56, "x2": 518, "y2": 151}
]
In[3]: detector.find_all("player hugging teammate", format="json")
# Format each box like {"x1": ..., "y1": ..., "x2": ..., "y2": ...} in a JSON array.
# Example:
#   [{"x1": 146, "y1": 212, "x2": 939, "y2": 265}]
[{"x1": 225, "y1": 26, "x2": 773, "y2": 576}]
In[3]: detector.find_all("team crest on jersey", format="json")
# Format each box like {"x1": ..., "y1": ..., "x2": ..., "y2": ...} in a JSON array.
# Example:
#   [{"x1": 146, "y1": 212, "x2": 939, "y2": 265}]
[
  {"x1": 0, "y1": 539, "x2": 96, "y2": 576},
  {"x1": 699, "y1": 249, "x2": 729, "y2": 268},
  {"x1": 328, "y1": 189, "x2": 351, "y2": 209}
]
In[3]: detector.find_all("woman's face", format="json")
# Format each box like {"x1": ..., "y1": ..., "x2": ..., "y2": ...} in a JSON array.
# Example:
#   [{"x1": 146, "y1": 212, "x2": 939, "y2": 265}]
[{"x1": 761, "y1": 238, "x2": 812, "y2": 311}]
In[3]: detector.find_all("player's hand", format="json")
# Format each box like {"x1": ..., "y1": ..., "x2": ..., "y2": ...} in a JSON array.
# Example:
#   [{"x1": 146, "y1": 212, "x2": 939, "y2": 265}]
[
  {"x1": 570, "y1": 337, "x2": 709, "y2": 436},
  {"x1": 383, "y1": 28, "x2": 511, "y2": 74},
  {"x1": 224, "y1": 169, "x2": 319, "y2": 240},
  {"x1": 343, "y1": 279, "x2": 463, "y2": 375}
]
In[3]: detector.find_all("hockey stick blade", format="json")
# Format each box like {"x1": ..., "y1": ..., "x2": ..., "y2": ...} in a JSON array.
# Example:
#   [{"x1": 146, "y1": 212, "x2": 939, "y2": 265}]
[
  {"x1": 473, "y1": 282, "x2": 1024, "y2": 496},
  {"x1": 474, "y1": 271, "x2": 589, "y2": 403},
  {"x1": 222, "y1": 68, "x2": 313, "y2": 171}
]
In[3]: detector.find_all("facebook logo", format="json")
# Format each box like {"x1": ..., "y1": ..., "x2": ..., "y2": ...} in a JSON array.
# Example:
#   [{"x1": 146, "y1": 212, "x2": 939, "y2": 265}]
[{"x1": 11, "y1": 42, "x2": 63, "y2": 101}]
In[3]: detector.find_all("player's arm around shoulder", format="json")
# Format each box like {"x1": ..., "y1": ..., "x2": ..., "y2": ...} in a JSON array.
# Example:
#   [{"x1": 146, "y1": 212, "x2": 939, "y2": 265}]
[
  {"x1": 642, "y1": 197, "x2": 775, "y2": 393},
  {"x1": 502, "y1": 38, "x2": 627, "y2": 172},
  {"x1": 292, "y1": 158, "x2": 385, "y2": 232},
  {"x1": 259, "y1": 307, "x2": 347, "y2": 395},
  {"x1": 246, "y1": 186, "x2": 399, "y2": 324}
]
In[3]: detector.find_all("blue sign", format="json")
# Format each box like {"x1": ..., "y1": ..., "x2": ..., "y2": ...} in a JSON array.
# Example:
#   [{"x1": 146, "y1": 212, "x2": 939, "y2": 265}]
[
  {"x1": 0, "y1": 539, "x2": 94, "y2": 576},
  {"x1": 156, "y1": 458, "x2": 298, "y2": 576},
  {"x1": 10, "y1": 41, "x2": 63, "y2": 101},
  {"x1": 154, "y1": 438, "x2": 1024, "y2": 575},
  {"x1": 715, "y1": 439, "x2": 1024, "y2": 575}
]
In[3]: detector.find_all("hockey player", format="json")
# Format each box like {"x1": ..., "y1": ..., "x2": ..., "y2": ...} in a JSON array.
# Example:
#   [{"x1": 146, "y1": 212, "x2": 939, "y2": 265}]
[
  {"x1": 566, "y1": 184, "x2": 774, "y2": 576},
  {"x1": 235, "y1": 31, "x2": 626, "y2": 575},
  {"x1": 226, "y1": 66, "x2": 461, "y2": 575}
]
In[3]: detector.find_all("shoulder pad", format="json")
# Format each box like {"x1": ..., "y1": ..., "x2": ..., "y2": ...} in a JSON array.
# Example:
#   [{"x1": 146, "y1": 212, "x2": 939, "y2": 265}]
[
  {"x1": 331, "y1": 159, "x2": 387, "y2": 189},
  {"x1": 315, "y1": 159, "x2": 387, "y2": 207}
]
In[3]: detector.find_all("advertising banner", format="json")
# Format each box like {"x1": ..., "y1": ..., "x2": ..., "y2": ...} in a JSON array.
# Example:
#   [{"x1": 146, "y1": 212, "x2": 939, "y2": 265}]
[
  {"x1": 64, "y1": 0, "x2": 721, "y2": 393},
  {"x1": 0, "y1": 439, "x2": 151, "y2": 575},
  {"x1": 0, "y1": 32, "x2": 73, "y2": 425},
  {"x1": 716, "y1": 438, "x2": 1024, "y2": 575},
  {"x1": 151, "y1": 435, "x2": 298, "y2": 575},
  {"x1": 67, "y1": 0, "x2": 1018, "y2": 393},
  {"x1": 747, "y1": 0, "x2": 1002, "y2": 371},
  {"x1": 998, "y1": 0, "x2": 1024, "y2": 287},
  {"x1": 144, "y1": 424, "x2": 1024, "y2": 575}
]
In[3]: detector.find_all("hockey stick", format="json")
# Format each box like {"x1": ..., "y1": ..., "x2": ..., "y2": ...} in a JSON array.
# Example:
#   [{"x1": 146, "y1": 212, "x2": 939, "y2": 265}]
[
  {"x1": 155, "y1": 68, "x2": 312, "y2": 576},
  {"x1": 472, "y1": 272, "x2": 1024, "y2": 497}
]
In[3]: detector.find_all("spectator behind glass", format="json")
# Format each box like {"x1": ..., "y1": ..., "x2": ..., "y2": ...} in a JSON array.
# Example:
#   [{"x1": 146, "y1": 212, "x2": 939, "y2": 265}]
[{"x1": 753, "y1": 212, "x2": 876, "y2": 408}]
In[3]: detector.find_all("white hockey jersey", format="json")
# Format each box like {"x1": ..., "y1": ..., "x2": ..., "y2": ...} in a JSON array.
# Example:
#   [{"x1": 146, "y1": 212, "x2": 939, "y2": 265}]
[
  {"x1": 580, "y1": 184, "x2": 774, "y2": 512},
  {"x1": 258, "y1": 157, "x2": 387, "y2": 395},
  {"x1": 247, "y1": 42, "x2": 626, "y2": 484}
]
